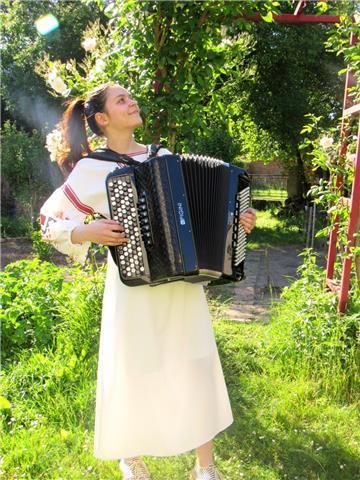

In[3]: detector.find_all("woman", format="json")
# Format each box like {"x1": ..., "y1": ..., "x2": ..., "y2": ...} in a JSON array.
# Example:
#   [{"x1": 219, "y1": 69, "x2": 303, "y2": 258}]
[{"x1": 40, "y1": 81, "x2": 257, "y2": 480}]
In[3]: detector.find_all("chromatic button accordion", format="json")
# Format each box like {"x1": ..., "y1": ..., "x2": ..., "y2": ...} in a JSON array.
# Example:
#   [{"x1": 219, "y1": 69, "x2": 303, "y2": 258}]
[{"x1": 104, "y1": 152, "x2": 251, "y2": 287}]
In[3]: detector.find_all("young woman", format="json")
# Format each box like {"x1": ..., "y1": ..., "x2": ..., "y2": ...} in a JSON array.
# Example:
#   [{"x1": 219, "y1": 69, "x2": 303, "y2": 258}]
[{"x1": 40, "y1": 81, "x2": 257, "y2": 480}]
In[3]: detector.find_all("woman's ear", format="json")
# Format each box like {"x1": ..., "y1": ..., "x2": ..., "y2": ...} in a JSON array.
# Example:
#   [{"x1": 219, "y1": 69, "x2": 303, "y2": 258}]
[{"x1": 94, "y1": 111, "x2": 109, "y2": 129}]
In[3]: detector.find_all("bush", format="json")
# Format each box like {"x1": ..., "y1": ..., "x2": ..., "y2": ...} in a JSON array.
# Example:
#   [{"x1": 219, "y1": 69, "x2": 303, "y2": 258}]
[
  {"x1": 266, "y1": 249, "x2": 359, "y2": 402},
  {"x1": 1, "y1": 120, "x2": 54, "y2": 232},
  {"x1": 1, "y1": 215, "x2": 31, "y2": 237},
  {"x1": 0, "y1": 259, "x2": 70, "y2": 366}
]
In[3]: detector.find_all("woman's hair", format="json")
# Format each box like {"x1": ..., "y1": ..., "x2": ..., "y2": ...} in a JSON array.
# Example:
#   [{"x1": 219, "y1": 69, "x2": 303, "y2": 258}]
[{"x1": 57, "y1": 81, "x2": 117, "y2": 175}]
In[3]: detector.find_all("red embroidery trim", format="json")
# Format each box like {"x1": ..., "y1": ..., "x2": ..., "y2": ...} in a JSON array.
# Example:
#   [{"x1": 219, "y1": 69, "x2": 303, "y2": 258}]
[{"x1": 62, "y1": 184, "x2": 94, "y2": 215}]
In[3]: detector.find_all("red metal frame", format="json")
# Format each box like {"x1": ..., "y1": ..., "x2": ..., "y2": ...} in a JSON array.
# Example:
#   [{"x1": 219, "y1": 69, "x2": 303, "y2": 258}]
[{"x1": 236, "y1": 1, "x2": 359, "y2": 312}]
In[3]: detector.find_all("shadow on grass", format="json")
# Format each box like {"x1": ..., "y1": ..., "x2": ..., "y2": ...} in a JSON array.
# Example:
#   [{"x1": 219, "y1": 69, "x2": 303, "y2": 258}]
[{"x1": 247, "y1": 225, "x2": 304, "y2": 250}]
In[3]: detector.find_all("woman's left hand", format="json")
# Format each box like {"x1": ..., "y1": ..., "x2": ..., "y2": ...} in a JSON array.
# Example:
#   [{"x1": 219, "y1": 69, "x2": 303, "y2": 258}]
[{"x1": 239, "y1": 207, "x2": 257, "y2": 234}]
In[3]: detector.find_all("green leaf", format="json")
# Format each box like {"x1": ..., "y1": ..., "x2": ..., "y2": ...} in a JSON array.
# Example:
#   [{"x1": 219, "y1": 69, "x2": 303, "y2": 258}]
[
  {"x1": 0, "y1": 396, "x2": 11, "y2": 410},
  {"x1": 261, "y1": 12, "x2": 274, "y2": 23}
]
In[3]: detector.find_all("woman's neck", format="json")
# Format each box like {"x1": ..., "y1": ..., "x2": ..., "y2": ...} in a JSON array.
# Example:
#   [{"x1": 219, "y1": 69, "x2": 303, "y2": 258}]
[{"x1": 105, "y1": 133, "x2": 145, "y2": 155}]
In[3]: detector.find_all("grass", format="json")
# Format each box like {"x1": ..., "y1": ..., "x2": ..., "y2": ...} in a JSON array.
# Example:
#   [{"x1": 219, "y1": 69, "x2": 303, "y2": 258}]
[
  {"x1": 252, "y1": 189, "x2": 287, "y2": 201},
  {"x1": 247, "y1": 209, "x2": 305, "y2": 250},
  {"x1": 1, "y1": 312, "x2": 359, "y2": 479},
  {"x1": 1, "y1": 211, "x2": 357, "y2": 480}
]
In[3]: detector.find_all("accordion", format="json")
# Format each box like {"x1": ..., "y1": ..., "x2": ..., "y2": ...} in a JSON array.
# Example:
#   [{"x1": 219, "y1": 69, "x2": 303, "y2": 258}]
[{"x1": 102, "y1": 152, "x2": 251, "y2": 287}]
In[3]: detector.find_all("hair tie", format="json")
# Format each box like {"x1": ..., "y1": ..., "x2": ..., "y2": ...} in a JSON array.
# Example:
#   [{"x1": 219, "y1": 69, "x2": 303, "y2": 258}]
[{"x1": 84, "y1": 101, "x2": 96, "y2": 119}]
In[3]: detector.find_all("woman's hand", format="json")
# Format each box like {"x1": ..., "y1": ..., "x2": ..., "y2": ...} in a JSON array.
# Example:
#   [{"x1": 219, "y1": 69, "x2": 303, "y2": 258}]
[
  {"x1": 71, "y1": 219, "x2": 130, "y2": 246},
  {"x1": 239, "y1": 208, "x2": 257, "y2": 234}
]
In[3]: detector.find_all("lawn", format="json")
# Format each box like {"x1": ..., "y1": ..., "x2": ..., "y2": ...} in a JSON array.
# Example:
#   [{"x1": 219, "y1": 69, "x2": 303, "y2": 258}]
[
  {"x1": 246, "y1": 209, "x2": 305, "y2": 250},
  {"x1": 2, "y1": 312, "x2": 358, "y2": 480}
]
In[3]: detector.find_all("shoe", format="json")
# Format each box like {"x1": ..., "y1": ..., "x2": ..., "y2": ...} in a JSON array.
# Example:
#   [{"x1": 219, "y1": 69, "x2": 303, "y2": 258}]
[
  {"x1": 189, "y1": 463, "x2": 225, "y2": 480},
  {"x1": 119, "y1": 457, "x2": 152, "y2": 479}
]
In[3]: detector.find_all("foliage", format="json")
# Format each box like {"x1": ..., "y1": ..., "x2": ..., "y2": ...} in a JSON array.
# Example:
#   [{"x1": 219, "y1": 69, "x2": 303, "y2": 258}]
[
  {"x1": 298, "y1": 6, "x2": 360, "y2": 289},
  {"x1": 1, "y1": 0, "x2": 104, "y2": 131},
  {"x1": 34, "y1": 0, "x2": 284, "y2": 153},
  {"x1": 1, "y1": 259, "x2": 105, "y2": 432},
  {"x1": 0, "y1": 259, "x2": 70, "y2": 366},
  {"x1": 299, "y1": 113, "x2": 359, "y2": 266},
  {"x1": 266, "y1": 249, "x2": 359, "y2": 402},
  {"x1": 1, "y1": 120, "x2": 53, "y2": 227},
  {"x1": 186, "y1": 123, "x2": 238, "y2": 163},
  {"x1": 1, "y1": 275, "x2": 359, "y2": 478},
  {"x1": 1, "y1": 215, "x2": 30, "y2": 238},
  {"x1": 30, "y1": 221, "x2": 57, "y2": 262}
]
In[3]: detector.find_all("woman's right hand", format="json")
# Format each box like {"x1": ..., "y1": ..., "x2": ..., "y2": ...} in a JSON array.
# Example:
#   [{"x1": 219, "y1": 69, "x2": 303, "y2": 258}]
[{"x1": 71, "y1": 219, "x2": 130, "y2": 246}]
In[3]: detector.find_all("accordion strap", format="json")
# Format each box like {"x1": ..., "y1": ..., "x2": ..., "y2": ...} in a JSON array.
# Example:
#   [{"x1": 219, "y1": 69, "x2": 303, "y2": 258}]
[{"x1": 87, "y1": 143, "x2": 165, "y2": 165}]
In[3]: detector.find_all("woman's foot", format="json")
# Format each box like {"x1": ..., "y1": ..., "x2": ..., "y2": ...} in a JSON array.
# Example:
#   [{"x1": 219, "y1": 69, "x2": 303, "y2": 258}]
[
  {"x1": 119, "y1": 457, "x2": 152, "y2": 479},
  {"x1": 189, "y1": 462, "x2": 225, "y2": 480}
]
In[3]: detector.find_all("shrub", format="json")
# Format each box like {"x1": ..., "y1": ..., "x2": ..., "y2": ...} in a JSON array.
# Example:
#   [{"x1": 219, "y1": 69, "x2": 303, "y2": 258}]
[
  {"x1": 0, "y1": 259, "x2": 70, "y2": 366},
  {"x1": 1, "y1": 120, "x2": 56, "y2": 236}
]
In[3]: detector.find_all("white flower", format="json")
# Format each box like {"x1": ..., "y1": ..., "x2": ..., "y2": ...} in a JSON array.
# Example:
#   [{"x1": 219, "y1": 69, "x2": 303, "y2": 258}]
[
  {"x1": 82, "y1": 37, "x2": 97, "y2": 52},
  {"x1": 47, "y1": 66, "x2": 58, "y2": 81},
  {"x1": 46, "y1": 127, "x2": 63, "y2": 162},
  {"x1": 94, "y1": 58, "x2": 106, "y2": 73},
  {"x1": 346, "y1": 150, "x2": 356, "y2": 164},
  {"x1": 319, "y1": 135, "x2": 334, "y2": 149},
  {"x1": 354, "y1": 13, "x2": 360, "y2": 24},
  {"x1": 49, "y1": 76, "x2": 68, "y2": 95},
  {"x1": 220, "y1": 25, "x2": 227, "y2": 37},
  {"x1": 65, "y1": 62, "x2": 73, "y2": 71}
]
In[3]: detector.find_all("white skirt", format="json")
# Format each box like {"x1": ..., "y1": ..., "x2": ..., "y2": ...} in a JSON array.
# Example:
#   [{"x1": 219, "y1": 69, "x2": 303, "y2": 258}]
[{"x1": 93, "y1": 251, "x2": 234, "y2": 459}]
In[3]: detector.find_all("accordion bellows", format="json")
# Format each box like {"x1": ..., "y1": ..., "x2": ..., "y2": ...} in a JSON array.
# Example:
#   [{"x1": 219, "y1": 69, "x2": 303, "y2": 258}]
[{"x1": 106, "y1": 153, "x2": 250, "y2": 287}]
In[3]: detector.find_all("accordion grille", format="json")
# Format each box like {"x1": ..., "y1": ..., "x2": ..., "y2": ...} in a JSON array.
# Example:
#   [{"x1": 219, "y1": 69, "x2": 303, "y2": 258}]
[{"x1": 180, "y1": 154, "x2": 229, "y2": 271}]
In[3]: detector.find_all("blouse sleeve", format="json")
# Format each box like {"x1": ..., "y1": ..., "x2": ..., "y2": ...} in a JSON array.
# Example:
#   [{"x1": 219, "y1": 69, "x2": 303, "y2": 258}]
[{"x1": 39, "y1": 161, "x2": 94, "y2": 265}]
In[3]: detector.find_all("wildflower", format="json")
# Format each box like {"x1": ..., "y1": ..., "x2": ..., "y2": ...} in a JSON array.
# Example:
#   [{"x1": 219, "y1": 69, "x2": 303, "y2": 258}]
[
  {"x1": 346, "y1": 151, "x2": 356, "y2": 166},
  {"x1": 94, "y1": 58, "x2": 106, "y2": 73},
  {"x1": 49, "y1": 76, "x2": 68, "y2": 95},
  {"x1": 319, "y1": 135, "x2": 334, "y2": 149},
  {"x1": 46, "y1": 127, "x2": 63, "y2": 162},
  {"x1": 47, "y1": 65, "x2": 58, "y2": 81},
  {"x1": 82, "y1": 37, "x2": 97, "y2": 52}
]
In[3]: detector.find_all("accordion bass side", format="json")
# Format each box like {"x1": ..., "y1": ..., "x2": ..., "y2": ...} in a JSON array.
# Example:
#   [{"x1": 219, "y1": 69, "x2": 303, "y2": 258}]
[{"x1": 106, "y1": 153, "x2": 251, "y2": 287}]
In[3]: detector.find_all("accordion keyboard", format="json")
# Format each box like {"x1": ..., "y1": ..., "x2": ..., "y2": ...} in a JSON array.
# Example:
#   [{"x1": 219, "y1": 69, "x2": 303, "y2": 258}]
[
  {"x1": 233, "y1": 186, "x2": 250, "y2": 266},
  {"x1": 107, "y1": 175, "x2": 150, "y2": 279}
]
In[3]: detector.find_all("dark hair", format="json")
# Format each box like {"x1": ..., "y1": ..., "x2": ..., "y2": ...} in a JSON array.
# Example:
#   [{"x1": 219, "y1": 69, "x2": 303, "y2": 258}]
[{"x1": 57, "y1": 81, "x2": 116, "y2": 175}]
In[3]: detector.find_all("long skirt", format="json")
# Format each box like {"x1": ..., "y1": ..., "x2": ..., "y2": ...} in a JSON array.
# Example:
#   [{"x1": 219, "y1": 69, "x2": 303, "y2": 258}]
[{"x1": 93, "y1": 251, "x2": 234, "y2": 459}]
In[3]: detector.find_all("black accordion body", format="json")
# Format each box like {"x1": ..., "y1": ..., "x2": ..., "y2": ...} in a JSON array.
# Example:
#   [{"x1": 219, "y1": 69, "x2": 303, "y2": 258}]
[{"x1": 102, "y1": 152, "x2": 250, "y2": 287}]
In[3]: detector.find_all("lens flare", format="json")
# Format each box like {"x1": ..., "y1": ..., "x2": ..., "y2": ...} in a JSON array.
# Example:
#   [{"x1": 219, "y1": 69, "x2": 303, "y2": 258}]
[{"x1": 35, "y1": 14, "x2": 59, "y2": 35}]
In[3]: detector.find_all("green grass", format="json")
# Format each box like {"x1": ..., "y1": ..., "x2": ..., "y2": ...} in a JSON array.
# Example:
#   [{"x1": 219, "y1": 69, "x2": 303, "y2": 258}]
[
  {"x1": 1, "y1": 318, "x2": 359, "y2": 480},
  {"x1": 247, "y1": 209, "x2": 304, "y2": 250},
  {"x1": 252, "y1": 189, "x2": 287, "y2": 201},
  {"x1": 1, "y1": 250, "x2": 358, "y2": 479}
]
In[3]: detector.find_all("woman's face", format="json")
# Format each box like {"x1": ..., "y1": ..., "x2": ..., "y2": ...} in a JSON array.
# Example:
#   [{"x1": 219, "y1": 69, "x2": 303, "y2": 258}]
[{"x1": 97, "y1": 85, "x2": 143, "y2": 132}]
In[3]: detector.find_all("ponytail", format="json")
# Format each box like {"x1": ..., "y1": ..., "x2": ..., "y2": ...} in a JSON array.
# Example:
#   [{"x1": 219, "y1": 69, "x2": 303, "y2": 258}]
[{"x1": 57, "y1": 98, "x2": 91, "y2": 175}]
